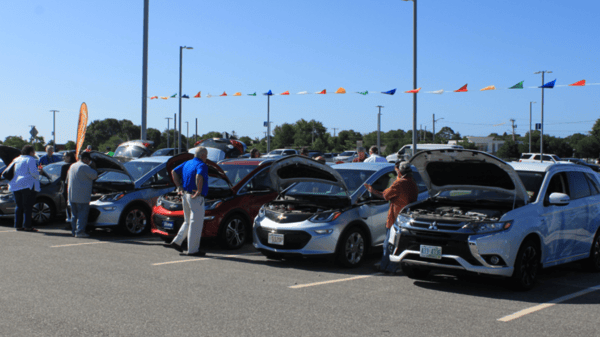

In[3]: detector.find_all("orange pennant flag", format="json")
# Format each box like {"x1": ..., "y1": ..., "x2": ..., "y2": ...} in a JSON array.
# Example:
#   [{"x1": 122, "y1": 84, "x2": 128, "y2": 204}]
[
  {"x1": 335, "y1": 87, "x2": 346, "y2": 94},
  {"x1": 233, "y1": 92, "x2": 242, "y2": 96},
  {"x1": 480, "y1": 85, "x2": 496, "y2": 91},
  {"x1": 280, "y1": 91, "x2": 290, "y2": 95},
  {"x1": 160, "y1": 96, "x2": 168, "y2": 99},
  {"x1": 315, "y1": 89, "x2": 326, "y2": 94},
  {"x1": 220, "y1": 92, "x2": 227, "y2": 96},
  {"x1": 75, "y1": 103, "x2": 88, "y2": 159},
  {"x1": 150, "y1": 96, "x2": 158, "y2": 99},
  {"x1": 569, "y1": 80, "x2": 586, "y2": 86},
  {"x1": 454, "y1": 84, "x2": 468, "y2": 92},
  {"x1": 405, "y1": 88, "x2": 421, "y2": 94},
  {"x1": 194, "y1": 91, "x2": 201, "y2": 98}
]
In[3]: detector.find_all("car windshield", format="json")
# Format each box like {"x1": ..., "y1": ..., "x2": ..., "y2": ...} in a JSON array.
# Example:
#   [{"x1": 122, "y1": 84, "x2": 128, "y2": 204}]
[
  {"x1": 339, "y1": 151, "x2": 354, "y2": 156},
  {"x1": 268, "y1": 150, "x2": 283, "y2": 155},
  {"x1": 517, "y1": 171, "x2": 546, "y2": 201},
  {"x1": 219, "y1": 164, "x2": 257, "y2": 186},
  {"x1": 209, "y1": 176, "x2": 230, "y2": 189},
  {"x1": 286, "y1": 169, "x2": 376, "y2": 198},
  {"x1": 41, "y1": 162, "x2": 67, "y2": 183},
  {"x1": 97, "y1": 161, "x2": 160, "y2": 183},
  {"x1": 114, "y1": 145, "x2": 146, "y2": 158},
  {"x1": 435, "y1": 189, "x2": 515, "y2": 202},
  {"x1": 152, "y1": 148, "x2": 172, "y2": 157}
]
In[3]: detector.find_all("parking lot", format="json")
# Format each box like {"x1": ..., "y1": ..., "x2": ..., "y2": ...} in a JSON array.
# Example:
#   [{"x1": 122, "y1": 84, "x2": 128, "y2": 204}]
[{"x1": 1, "y1": 219, "x2": 599, "y2": 337}]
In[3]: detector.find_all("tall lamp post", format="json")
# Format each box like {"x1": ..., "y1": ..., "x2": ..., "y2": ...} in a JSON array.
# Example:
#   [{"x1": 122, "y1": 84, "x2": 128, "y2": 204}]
[
  {"x1": 165, "y1": 117, "x2": 172, "y2": 148},
  {"x1": 185, "y1": 121, "x2": 189, "y2": 149},
  {"x1": 264, "y1": 90, "x2": 273, "y2": 153},
  {"x1": 432, "y1": 114, "x2": 443, "y2": 142},
  {"x1": 529, "y1": 101, "x2": 537, "y2": 153},
  {"x1": 376, "y1": 106, "x2": 384, "y2": 151},
  {"x1": 140, "y1": 0, "x2": 149, "y2": 140},
  {"x1": 534, "y1": 70, "x2": 551, "y2": 162},
  {"x1": 50, "y1": 110, "x2": 59, "y2": 151},
  {"x1": 403, "y1": 0, "x2": 417, "y2": 157},
  {"x1": 178, "y1": 46, "x2": 193, "y2": 154}
]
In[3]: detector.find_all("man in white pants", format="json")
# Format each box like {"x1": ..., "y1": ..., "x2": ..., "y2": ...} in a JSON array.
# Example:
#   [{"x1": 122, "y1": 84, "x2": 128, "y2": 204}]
[{"x1": 169, "y1": 146, "x2": 209, "y2": 256}]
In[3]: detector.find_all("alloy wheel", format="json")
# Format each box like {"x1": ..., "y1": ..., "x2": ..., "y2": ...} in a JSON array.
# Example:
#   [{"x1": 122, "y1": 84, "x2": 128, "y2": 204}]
[
  {"x1": 592, "y1": 235, "x2": 600, "y2": 269},
  {"x1": 32, "y1": 202, "x2": 51, "y2": 224},
  {"x1": 519, "y1": 246, "x2": 538, "y2": 288},
  {"x1": 124, "y1": 208, "x2": 147, "y2": 234},
  {"x1": 344, "y1": 232, "x2": 365, "y2": 265},
  {"x1": 225, "y1": 218, "x2": 246, "y2": 248}
]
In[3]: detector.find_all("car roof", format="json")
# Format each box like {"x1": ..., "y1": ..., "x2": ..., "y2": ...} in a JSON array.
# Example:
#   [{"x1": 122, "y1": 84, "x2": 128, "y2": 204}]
[
  {"x1": 130, "y1": 156, "x2": 170, "y2": 163},
  {"x1": 333, "y1": 162, "x2": 394, "y2": 170},
  {"x1": 219, "y1": 158, "x2": 275, "y2": 165},
  {"x1": 509, "y1": 161, "x2": 577, "y2": 173}
]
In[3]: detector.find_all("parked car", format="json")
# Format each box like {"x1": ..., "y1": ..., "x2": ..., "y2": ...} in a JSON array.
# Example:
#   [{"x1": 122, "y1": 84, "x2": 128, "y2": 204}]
[
  {"x1": 253, "y1": 156, "x2": 428, "y2": 267},
  {"x1": 560, "y1": 158, "x2": 600, "y2": 172},
  {"x1": 86, "y1": 153, "x2": 175, "y2": 235},
  {"x1": 323, "y1": 153, "x2": 335, "y2": 162},
  {"x1": 307, "y1": 151, "x2": 325, "y2": 159},
  {"x1": 389, "y1": 149, "x2": 600, "y2": 290},
  {"x1": 191, "y1": 138, "x2": 247, "y2": 161},
  {"x1": 333, "y1": 151, "x2": 357, "y2": 162},
  {"x1": 386, "y1": 144, "x2": 464, "y2": 163},
  {"x1": 519, "y1": 153, "x2": 561, "y2": 163},
  {"x1": 151, "y1": 156, "x2": 278, "y2": 249},
  {"x1": 151, "y1": 148, "x2": 177, "y2": 157},
  {"x1": 262, "y1": 149, "x2": 298, "y2": 159},
  {"x1": 113, "y1": 140, "x2": 155, "y2": 162}
]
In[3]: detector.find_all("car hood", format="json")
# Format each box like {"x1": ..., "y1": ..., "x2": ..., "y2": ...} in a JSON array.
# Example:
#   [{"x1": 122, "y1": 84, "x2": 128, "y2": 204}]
[
  {"x1": 166, "y1": 153, "x2": 232, "y2": 189},
  {"x1": 0, "y1": 145, "x2": 23, "y2": 165},
  {"x1": 90, "y1": 151, "x2": 135, "y2": 181},
  {"x1": 269, "y1": 155, "x2": 349, "y2": 193},
  {"x1": 409, "y1": 149, "x2": 528, "y2": 202}
]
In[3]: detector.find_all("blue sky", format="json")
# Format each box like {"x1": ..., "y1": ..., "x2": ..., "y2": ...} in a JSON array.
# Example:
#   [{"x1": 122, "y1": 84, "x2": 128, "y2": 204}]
[{"x1": 2, "y1": 0, "x2": 599, "y2": 145}]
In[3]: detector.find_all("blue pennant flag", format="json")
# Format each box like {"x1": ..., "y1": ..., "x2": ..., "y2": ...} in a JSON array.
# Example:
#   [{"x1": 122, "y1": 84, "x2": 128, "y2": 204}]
[
  {"x1": 182, "y1": 94, "x2": 189, "y2": 99},
  {"x1": 263, "y1": 90, "x2": 273, "y2": 96},
  {"x1": 540, "y1": 79, "x2": 556, "y2": 89},
  {"x1": 382, "y1": 88, "x2": 396, "y2": 95}
]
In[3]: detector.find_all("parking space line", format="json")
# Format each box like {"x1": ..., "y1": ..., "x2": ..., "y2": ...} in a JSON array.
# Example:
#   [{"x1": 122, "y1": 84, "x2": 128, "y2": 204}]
[
  {"x1": 498, "y1": 284, "x2": 600, "y2": 322},
  {"x1": 50, "y1": 238, "x2": 157, "y2": 248},
  {"x1": 289, "y1": 273, "x2": 381, "y2": 289},
  {"x1": 152, "y1": 252, "x2": 260, "y2": 266},
  {"x1": 0, "y1": 230, "x2": 17, "y2": 233}
]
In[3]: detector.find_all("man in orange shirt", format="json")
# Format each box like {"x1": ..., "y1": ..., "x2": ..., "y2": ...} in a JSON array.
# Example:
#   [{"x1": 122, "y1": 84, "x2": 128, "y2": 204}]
[{"x1": 364, "y1": 161, "x2": 418, "y2": 273}]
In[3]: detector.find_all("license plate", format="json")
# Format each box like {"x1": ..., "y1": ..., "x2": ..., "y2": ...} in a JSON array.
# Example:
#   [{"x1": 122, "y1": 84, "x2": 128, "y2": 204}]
[
  {"x1": 268, "y1": 233, "x2": 284, "y2": 245},
  {"x1": 162, "y1": 221, "x2": 174, "y2": 229},
  {"x1": 420, "y1": 245, "x2": 442, "y2": 260}
]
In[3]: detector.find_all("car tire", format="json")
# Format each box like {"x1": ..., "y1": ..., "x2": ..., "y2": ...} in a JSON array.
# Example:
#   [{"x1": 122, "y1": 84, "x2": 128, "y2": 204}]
[
  {"x1": 401, "y1": 264, "x2": 430, "y2": 280},
  {"x1": 120, "y1": 205, "x2": 150, "y2": 236},
  {"x1": 218, "y1": 214, "x2": 248, "y2": 250},
  {"x1": 32, "y1": 198, "x2": 55, "y2": 225},
  {"x1": 510, "y1": 239, "x2": 540, "y2": 291},
  {"x1": 336, "y1": 227, "x2": 367, "y2": 268},
  {"x1": 584, "y1": 230, "x2": 600, "y2": 272}
]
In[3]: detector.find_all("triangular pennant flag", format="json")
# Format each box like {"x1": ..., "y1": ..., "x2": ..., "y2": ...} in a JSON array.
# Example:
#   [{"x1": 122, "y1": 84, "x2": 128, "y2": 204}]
[
  {"x1": 405, "y1": 88, "x2": 421, "y2": 94},
  {"x1": 480, "y1": 85, "x2": 496, "y2": 91},
  {"x1": 263, "y1": 90, "x2": 273, "y2": 96},
  {"x1": 220, "y1": 91, "x2": 227, "y2": 96},
  {"x1": 182, "y1": 94, "x2": 189, "y2": 99},
  {"x1": 170, "y1": 93, "x2": 177, "y2": 98},
  {"x1": 540, "y1": 79, "x2": 556, "y2": 89},
  {"x1": 247, "y1": 92, "x2": 256, "y2": 96},
  {"x1": 161, "y1": 96, "x2": 169, "y2": 100},
  {"x1": 194, "y1": 91, "x2": 201, "y2": 98},
  {"x1": 454, "y1": 84, "x2": 468, "y2": 92},
  {"x1": 233, "y1": 92, "x2": 242, "y2": 96},
  {"x1": 569, "y1": 79, "x2": 586, "y2": 86},
  {"x1": 509, "y1": 81, "x2": 524, "y2": 89},
  {"x1": 356, "y1": 91, "x2": 368, "y2": 95},
  {"x1": 335, "y1": 87, "x2": 346, "y2": 94},
  {"x1": 206, "y1": 93, "x2": 213, "y2": 98},
  {"x1": 430, "y1": 89, "x2": 444, "y2": 94},
  {"x1": 315, "y1": 89, "x2": 326, "y2": 94},
  {"x1": 150, "y1": 96, "x2": 158, "y2": 99},
  {"x1": 382, "y1": 89, "x2": 396, "y2": 95},
  {"x1": 280, "y1": 91, "x2": 290, "y2": 95},
  {"x1": 297, "y1": 91, "x2": 309, "y2": 95}
]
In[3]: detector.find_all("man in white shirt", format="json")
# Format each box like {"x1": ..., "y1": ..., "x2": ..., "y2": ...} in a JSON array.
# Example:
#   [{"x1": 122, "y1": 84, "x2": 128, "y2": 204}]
[{"x1": 364, "y1": 146, "x2": 387, "y2": 163}]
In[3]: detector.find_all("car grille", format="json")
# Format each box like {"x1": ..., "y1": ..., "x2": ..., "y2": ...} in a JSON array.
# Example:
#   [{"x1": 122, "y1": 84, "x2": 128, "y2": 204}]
[
  {"x1": 410, "y1": 219, "x2": 464, "y2": 231},
  {"x1": 265, "y1": 210, "x2": 313, "y2": 224},
  {"x1": 88, "y1": 208, "x2": 101, "y2": 223},
  {"x1": 256, "y1": 225, "x2": 312, "y2": 249},
  {"x1": 396, "y1": 229, "x2": 482, "y2": 266},
  {"x1": 153, "y1": 213, "x2": 184, "y2": 232}
]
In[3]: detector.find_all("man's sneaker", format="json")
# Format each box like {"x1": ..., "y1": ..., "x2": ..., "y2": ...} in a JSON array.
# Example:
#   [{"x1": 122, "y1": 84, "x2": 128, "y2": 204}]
[{"x1": 75, "y1": 233, "x2": 90, "y2": 238}]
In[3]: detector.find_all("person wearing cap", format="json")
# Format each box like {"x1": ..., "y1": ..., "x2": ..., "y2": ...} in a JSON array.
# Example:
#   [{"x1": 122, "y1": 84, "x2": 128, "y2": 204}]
[
  {"x1": 363, "y1": 146, "x2": 387, "y2": 163},
  {"x1": 352, "y1": 147, "x2": 367, "y2": 162},
  {"x1": 364, "y1": 161, "x2": 418, "y2": 274}
]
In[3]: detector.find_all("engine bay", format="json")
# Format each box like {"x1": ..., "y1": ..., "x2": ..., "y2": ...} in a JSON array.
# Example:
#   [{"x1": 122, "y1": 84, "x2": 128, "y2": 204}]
[{"x1": 405, "y1": 203, "x2": 508, "y2": 223}]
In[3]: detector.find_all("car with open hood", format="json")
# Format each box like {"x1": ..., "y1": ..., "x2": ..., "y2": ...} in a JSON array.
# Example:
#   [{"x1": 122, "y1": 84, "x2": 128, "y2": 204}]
[
  {"x1": 189, "y1": 138, "x2": 247, "y2": 162},
  {"x1": 389, "y1": 149, "x2": 600, "y2": 290},
  {"x1": 0, "y1": 145, "x2": 69, "y2": 224},
  {"x1": 252, "y1": 155, "x2": 428, "y2": 267},
  {"x1": 151, "y1": 156, "x2": 278, "y2": 249},
  {"x1": 86, "y1": 152, "x2": 175, "y2": 235},
  {"x1": 112, "y1": 140, "x2": 155, "y2": 163}
]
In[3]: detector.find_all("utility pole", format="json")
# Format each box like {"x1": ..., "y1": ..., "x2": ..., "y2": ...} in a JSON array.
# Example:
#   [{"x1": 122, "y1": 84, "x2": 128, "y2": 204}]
[
  {"x1": 510, "y1": 119, "x2": 517, "y2": 141},
  {"x1": 420, "y1": 124, "x2": 422, "y2": 142},
  {"x1": 173, "y1": 113, "x2": 176, "y2": 153},
  {"x1": 195, "y1": 118, "x2": 198, "y2": 144},
  {"x1": 534, "y1": 70, "x2": 552, "y2": 162},
  {"x1": 424, "y1": 126, "x2": 427, "y2": 142},
  {"x1": 140, "y1": 0, "x2": 149, "y2": 140},
  {"x1": 376, "y1": 106, "x2": 383, "y2": 151},
  {"x1": 185, "y1": 121, "x2": 189, "y2": 149},
  {"x1": 165, "y1": 117, "x2": 172, "y2": 148},
  {"x1": 529, "y1": 102, "x2": 536, "y2": 153},
  {"x1": 50, "y1": 110, "x2": 59, "y2": 151},
  {"x1": 332, "y1": 128, "x2": 339, "y2": 137},
  {"x1": 432, "y1": 114, "x2": 444, "y2": 143}
]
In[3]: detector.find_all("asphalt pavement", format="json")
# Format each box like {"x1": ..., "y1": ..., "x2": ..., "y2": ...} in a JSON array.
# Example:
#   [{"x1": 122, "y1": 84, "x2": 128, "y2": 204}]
[{"x1": 1, "y1": 219, "x2": 599, "y2": 337}]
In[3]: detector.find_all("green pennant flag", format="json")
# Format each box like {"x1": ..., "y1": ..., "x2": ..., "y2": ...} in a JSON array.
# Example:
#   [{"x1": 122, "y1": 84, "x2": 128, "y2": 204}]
[
  {"x1": 509, "y1": 81, "x2": 524, "y2": 89},
  {"x1": 247, "y1": 92, "x2": 256, "y2": 96},
  {"x1": 170, "y1": 93, "x2": 177, "y2": 98},
  {"x1": 357, "y1": 91, "x2": 368, "y2": 95}
]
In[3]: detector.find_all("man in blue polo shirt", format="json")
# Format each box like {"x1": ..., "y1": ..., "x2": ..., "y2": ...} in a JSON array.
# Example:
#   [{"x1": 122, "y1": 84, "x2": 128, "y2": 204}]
[
  {"x1": 38, "y1": 145, "x2": 62, "y2": 166},
  {"x1": 168, "y1": 146, "x2": 209, "y2": 256}
]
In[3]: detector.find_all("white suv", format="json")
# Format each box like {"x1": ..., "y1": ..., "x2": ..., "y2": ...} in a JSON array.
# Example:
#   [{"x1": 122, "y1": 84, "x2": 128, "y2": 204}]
[
  {"x1": 519, "y1": 153, "x2": 561, "y2": 163},
  {"x1": 389, "y1": 150, "x2": 600, "y2": 290}
]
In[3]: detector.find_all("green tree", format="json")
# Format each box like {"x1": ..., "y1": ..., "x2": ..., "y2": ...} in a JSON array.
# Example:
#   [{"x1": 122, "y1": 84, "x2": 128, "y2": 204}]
[
  {"x1": 64, "y1": 141, "x2": 76, "y2": 150},
  {"x1": 238, "y1": 136, "x2": 253, "y2": 147},
  {"x1": 272, "y1": 123, "x2": 295, "y2": 149},
  {"x1": 496, "y1": 140, "x2": 520, "y2": 159},
  {"x1": 3, "y1": 136, "x2": 28, "y2": 149}
]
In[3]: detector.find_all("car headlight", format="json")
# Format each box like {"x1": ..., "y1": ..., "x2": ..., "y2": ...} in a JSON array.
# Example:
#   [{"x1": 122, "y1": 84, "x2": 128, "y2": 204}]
[
  {"x1": 395, "y1": 214, "x2": 411, "y2": 228},
  {"x1": 463, "y1": 221, "x2": 512, "y2": 233},
  {"x1": 258, "y1": 205, "x2": 266, "y2": 217},
  {"x1": 99, "y1": 193, "x2": 126, "y2": 202},
  {"x1": 309, "y1": 211, "x2": 341, "y2": 223},
  {"x1": 0, "y1": 194, "x2": 15, "y2": 202},
  {"x1": 205, "y1": 200, "x2": 222, "y2": 211}
]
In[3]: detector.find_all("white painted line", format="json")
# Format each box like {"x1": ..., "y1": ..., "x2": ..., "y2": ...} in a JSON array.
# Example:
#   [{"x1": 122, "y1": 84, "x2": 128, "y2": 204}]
[
  {"x1": 50, "y1": 238, "x2": 157, "y2": 248},
  {"x1": 0, "y1": 230, "x2": 18, "y2": 233},
  {"x1": 498, "y1": 284, "x2": 600, "y2": 322},
  {"x1": 289, "y1": 273, "x2": 382, "y2": 289},
  {"x1": 152, "y1": 252, "x2": 259, "y2": 266}
]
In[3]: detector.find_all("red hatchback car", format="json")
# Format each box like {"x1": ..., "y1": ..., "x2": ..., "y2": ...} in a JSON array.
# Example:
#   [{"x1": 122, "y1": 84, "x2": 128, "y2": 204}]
[{"x1": 151, "y1": 155, "x2": 277, "y2": 249}]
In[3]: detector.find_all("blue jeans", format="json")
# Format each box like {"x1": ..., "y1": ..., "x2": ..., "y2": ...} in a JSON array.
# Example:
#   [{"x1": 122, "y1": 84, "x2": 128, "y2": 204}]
[
  {"x1": 71, "y1": 203, "x2": 90, "y2": 236},
  {"x1": 13, "y1": 188, "x2": 36, "y2": 229},
  {"x1": 380, "y1": 227, "x2": 398, "y2": 273}
]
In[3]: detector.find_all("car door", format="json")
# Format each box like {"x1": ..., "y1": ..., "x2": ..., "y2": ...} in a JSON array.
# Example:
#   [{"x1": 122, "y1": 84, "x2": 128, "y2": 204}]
[
  {"x1": 565, "y1": 171, "x2": 594, "y2": 256},
  {"x1": 540, "y1": 172, "x2": 570, "y2": 263},
  {"x1": 359, "y1": 171, "x2": 396, "y2": 246}
]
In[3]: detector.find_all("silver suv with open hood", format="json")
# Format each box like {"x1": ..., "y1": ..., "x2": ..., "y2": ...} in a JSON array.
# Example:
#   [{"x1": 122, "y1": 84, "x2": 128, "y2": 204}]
[
  {"x1": 253, "y1": 155, "x2": 428, "y2": 267},
  {"x1": 389, "y1": 149, "x2": 600, "y2": 290}
]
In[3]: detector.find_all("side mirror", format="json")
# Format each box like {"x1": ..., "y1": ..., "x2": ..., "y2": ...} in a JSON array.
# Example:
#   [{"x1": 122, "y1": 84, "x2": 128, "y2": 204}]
[{"x1": 548, "y1": 192, "x2": 570, "y2": 206}]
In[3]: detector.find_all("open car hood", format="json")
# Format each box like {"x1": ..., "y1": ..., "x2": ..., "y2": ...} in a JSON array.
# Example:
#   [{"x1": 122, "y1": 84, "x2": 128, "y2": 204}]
[
  {"x1": 166, "y1": 153, "x2": 232, "y2": 189},
  {"x1": 269, "y1": 155, "x2": 348, "y2": 193},
  {"x1": 409, "y1": 149, "x2": 528, "y2": 202},
  {"x1": 90, "y1": 151, "x2": 135, "y2": 181},
  {"x1": 0, "y1": 145, "x2": 23, "y2": 165}
]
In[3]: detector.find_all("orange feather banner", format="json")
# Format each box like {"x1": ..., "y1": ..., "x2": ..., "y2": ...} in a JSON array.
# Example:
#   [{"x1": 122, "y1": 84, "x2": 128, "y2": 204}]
[{"x1": 75, "y1": 103, "x2": 88, "y2": 159}]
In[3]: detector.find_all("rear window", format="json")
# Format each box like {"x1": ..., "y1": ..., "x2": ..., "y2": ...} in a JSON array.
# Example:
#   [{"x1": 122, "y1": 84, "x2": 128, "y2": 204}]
[{"x1": 520, "y1": 154, "x2": 532, "y2": 159}]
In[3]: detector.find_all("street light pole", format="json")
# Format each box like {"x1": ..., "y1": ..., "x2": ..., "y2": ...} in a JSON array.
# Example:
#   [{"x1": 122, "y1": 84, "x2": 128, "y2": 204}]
[
  {"x1": 529, "y1": 101, "x2": 536, "y2": 153},
  {"x1": 376, "y1": 106, "x2": 384, "y2": 151},
  {"x1": 178, "y1": 46, "x2": 193, "y2": 154},
  {"x1": 195, "y1": 118, "x2": 198, "y2": 144},
  {"x1": 185, "y1": 121, "x2": 189, "y2": 149},
  {"x1": 534, "y1": 71, "x2": 552, "y2": 162},
  {"x1": 403, "y1": 0, "x2": 417, "y2": 157},
  {"x1": 432, "y1": 114, "x2": 444, "y2": 143},
  {"x1": 50, "y1": 110, "x2": 59, "y2": 151},
  {"x1": 165, "y1": 117, "x2": 172, "y2": 148}
]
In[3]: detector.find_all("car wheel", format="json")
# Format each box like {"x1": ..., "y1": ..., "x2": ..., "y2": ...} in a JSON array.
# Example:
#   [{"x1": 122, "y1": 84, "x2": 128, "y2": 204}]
[
  {"x1": 120, "y1": 206, "x2": 150, "y2": 236},
  {"x1": 32, "y1": 198, "x2": 54, "y2": 225},
  {"x1": 336, "y1": 227, "x2": 366, "y2": 268},
  {"x1": 510, "y1": 240, "x2": 540, "y2": 291},
  {"x1": 218, "y1": 214, "x2": 247, "y2": 250},
  {"x1": 401, "y1": 264, "x2": 430, "y2": 280},
  {"x1": 584, "y1": 230, "x2": 600, "y2": 272}
]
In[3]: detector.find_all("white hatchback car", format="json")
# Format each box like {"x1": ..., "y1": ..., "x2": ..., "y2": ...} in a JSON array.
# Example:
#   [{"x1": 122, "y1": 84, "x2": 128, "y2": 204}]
[{"x1": 390, "y1": 149, "x2": 600, "y2": 290}]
